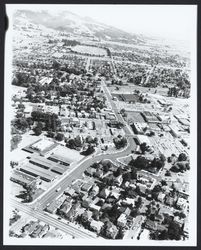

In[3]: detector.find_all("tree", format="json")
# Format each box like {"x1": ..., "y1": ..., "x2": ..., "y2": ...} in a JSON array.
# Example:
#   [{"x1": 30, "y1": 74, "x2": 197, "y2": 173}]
[
  {"x1": 174, "y1": 211, "x2": 186, "y2": 219},
  {"x1": 131, "y1": 168, "x2": 137, "y2": 179},
  {"x1": 160, "y1": 154, "x2": 166, "y2": 163},
  {"x1": 130, "y1": 156, "x2": 149, "y2": 170},
  {"x1": 123, "y1": 172, "x2": 131, "y2": 182},
  {"x1": 149, "y1": 131, "x2": 155, "y2": 137},
  {"x1": 116, "y1": 228, "x2": 125, "y2": 239},
  {"x1": 165, "y1": 170, "x2": 171, "y2": 176},
  {"x1": 140, "y1": 143, "x2": 149, "y2": 154},
  {"x1": 80, "y1": 145, "x2": 95, "y2": 156},
  {"x1": 11, "y1": 135, "x2": 22, "y2": 151},
  {"x1": 66, "y1": 139, "x2": 76, "y2": 149},
  {"x1": 178, "y1": 153, "x2": 187, "y2": 162},
  {"x1": 150, "y1": 157, "x2": 164, "y2": 170},
  {"x1": 161, "y1": 180, "x2": 167, "y2": 186},
  {"x1": 135, "y1": 197, "x2": 142, "y2": 208},
  {"x1": 13, "y1": 118, "x2": 29, "y2": 132},
  {"x1": 55, "y1": 133, "x2": 64, "y2": 141},
  {"x1": 113, "y1": 136, "x2": 127, "y2": 149},
  {"x1": 113, "y1": 167, "x2": 122, "y2": 177},
  {"x1": 33, "y1": 122, "x2": 43, "y2": 136},
  {"x1": 158, "y1": 230, "x2": 169, "y2": 240},
  {"x1": 74, "y1": 135, "x2": 82, "y2": 148},
  {"x1": 167, "y1": 221, "x2": 183, "y2": 240},
  {"x1": 47, "y1": 130, "x2": 55, "y2": 138}
]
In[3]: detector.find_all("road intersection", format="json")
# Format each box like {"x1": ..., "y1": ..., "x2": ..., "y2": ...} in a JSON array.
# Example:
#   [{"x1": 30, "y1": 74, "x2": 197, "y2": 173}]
[{"x1": 10, "y1": 78, "x2": 137, "y2": 238}]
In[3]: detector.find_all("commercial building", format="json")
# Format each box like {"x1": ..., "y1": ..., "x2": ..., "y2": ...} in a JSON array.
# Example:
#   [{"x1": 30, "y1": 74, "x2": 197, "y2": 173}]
[
  {"x1": 10, "y1": 170, "x2": 39, "y2": 187},
  {"x1": 141, "y1": 111, "x2": 159, "y2": 123},
  {"x1": 20, "y1": 164, "x2": 55, "y2": 182},
  {"x1": 132, "y1": 122, "x2": 148, "y2": 134}
]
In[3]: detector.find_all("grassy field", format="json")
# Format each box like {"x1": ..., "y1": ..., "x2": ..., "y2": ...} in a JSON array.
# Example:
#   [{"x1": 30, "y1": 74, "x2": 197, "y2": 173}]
[
  {"x1": 109, "y1": 84, "x2": 169, "y2": 97},
  {"x1": 71, "y1": 45, "x2": 108, "y2": 56},
  {"x1": 126, "y1": 111, "x2": 146, "y2": 123},
  {"x1": 112, "y1": 93, "x2": 140, "y2": 102}
]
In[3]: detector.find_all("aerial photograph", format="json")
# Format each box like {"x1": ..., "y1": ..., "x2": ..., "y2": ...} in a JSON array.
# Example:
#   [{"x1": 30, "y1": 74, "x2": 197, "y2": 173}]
[{"x1": 4, "y1": 4, "x2": 197, "y2": 246}]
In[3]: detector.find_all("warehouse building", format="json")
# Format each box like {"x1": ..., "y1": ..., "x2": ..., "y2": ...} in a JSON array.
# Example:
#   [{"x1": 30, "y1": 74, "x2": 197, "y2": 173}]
[
  {"x1": 20, "y1": 164, "x2": 55, "y2": 182},
  {"x1": 10, "y1": 170, "x2": 38, "y2": 187}
]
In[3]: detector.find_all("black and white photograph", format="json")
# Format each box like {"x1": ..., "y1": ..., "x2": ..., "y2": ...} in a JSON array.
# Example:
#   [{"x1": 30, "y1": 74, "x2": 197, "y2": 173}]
[{"x1": 3, "y1": 4, "x2": 197, "y2": 246}]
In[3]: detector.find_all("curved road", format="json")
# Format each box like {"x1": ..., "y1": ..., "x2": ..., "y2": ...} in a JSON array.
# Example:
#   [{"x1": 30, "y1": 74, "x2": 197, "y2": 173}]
[
  {"x1": 33, "y1": 78, "x2": 136, "y2": 210},
  {"x1": 10, "y1": 78, "x2": 137, "y2": 238}
]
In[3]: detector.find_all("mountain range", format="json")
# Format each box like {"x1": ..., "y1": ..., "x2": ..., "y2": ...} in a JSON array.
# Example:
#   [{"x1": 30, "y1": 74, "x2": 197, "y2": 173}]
[{"x1": 13, "y1": 9, "x2": 145, "y2": 44}]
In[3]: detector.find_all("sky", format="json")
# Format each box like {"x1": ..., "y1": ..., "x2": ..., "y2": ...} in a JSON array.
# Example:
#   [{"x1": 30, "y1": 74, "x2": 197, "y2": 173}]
[
  {"x1": 64, "y1": 5, "x2": 197, "y2": 41},
  {"x1": 8, "y1": 4, "x2": 197, "y2": 42}
]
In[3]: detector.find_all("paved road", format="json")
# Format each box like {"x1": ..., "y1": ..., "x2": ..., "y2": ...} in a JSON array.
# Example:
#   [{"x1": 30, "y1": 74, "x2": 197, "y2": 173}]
[
  {"x1": 10, "y1": 77, "x2": 137, "y2": 237},
  {"x1": 9, "y1": 199, "x2": 96, "y2": 239},
  {"x1": 32, "y1": 78, "x2": 136, "y2": 211},
  {"x1": 17, "y1": 53, "x2": 187, "y2": 71},
  {"x1": 85, "y1": 57, "x2": 91, "y2": 72}
]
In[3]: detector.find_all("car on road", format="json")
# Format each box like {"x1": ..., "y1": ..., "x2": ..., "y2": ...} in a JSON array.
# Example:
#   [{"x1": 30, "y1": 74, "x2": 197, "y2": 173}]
[
  {"x1": 58, "y1": 217, "x2": 61, "y2": 220},
  {"x1": 56, "y1": 187, "x2": 61, "y2": 192}
]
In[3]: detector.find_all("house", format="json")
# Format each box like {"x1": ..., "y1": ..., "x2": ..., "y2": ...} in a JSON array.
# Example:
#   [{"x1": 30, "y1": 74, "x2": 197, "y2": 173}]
[
  {"x1": 155, "y1": 214, "x2": 164, "y2": 223},
  {"x1": 30, "y1": 224, "x2": 43, "y2": 238},
  {"x1": 85, "y1": 168, "x2": 96, "y2": 176},
  {"x1": 89, "y1": 203, "x2": 101, "y2": 213},
  {"x1": 38, "y1": 224, "x2": 49, "y2": 238},
  {"x1": 117, "y1": 213, "x2": 127, "y2": 227},
  {"x1": 145, "y1": 219, "x2": 157, "y2": 230},
  {"x1": 24, "y1": 105, "x2": 33, "y2": 117},
  {"x1": 102, "y1": 203, "x2": 112, "y2": 211},
  {"x1": 72, "y1": 180, "x2": 83, "y2": 193},
  {"x1": 90, "y1": 220, "x2": 104, "y2": 233},
  {"x1": 93, "y1": 169, "x2": 104, "y2": 178},
  {"x1": 137, "y1": 183, "x2": 147, "y2": 194},
  {"x1": 23, "y1": 221, "x2": 38, "y2": 235},
  {"x1": 174, "y1": 216, "x2": 185, "y2": 226},
  {"x1": 58, "y1": 199, "x2": 72, "y2": 217},
  {"x1": 76, "y1": 207, "x2": 85, "y2": 217},
  {"x1": 176, "y1": 197, "x2": 188, "y2": 210},
  {"x1": 165, "y1": 196, "x2": 175, "y2": 206},
  {"x1": 157, "y1": 193, "x2": 166, "y2": 203},
  {"x1": 124, "y1": 207, "x2": 131, "y2": 216},
  {"x1": 64, "y1": 188, "x2": 76, "y2": 197},
  {"x1": 46, "y1": 195, "x2": 66, "y2": 214},
  {"x1": 157, "y1": 224, "x2": 168, "y2": 232},
  {"x1": 115, "y1": 175, "x2": 123, "y2": 186},
  {"x1": 121, "y1": 198, "x2": 135, "y2": 207},
  {"x1": 110, "y1": 189, "x2": 120, "y2": 200},
  {"x1": 99, "y1": 188, "x2": 110, "y2": 199},
  {"x1": 82, "y1": 198, "x2": 93, "y2": 208},
  {"x1": 71, "y1": 117, "x2": 80, "y2": 126},
  {"x1": 159, "y1": 206, "x2": 174, "y2": 217},
  {"x1": 81, "y1": 182, "x2": 93, "y2": 192},
  {"x1": 81, "y1": 211, "x2": 93, "y2": 223},
  {"x1": 65, "y1": 203, "x2": 80, "y2": 222},
  {"x1": 90, "y1": 185, "x2": 99, "y2": 196},
  {"x1": 105, "y1": 221, "x2": 118, "y2": 239}
]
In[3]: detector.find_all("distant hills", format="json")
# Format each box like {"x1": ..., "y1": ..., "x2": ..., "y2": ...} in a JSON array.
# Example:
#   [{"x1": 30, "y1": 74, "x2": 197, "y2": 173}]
[{"x1": 13, "y1": 9, "x2": 145, "y2": 44}]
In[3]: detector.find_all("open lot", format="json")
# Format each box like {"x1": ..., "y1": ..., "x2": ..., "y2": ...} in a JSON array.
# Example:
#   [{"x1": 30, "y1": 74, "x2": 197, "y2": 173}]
[
  {"x1": 71, "y1": 45, "x2": 108, "y2": 56},
  {"x1": 112, "y1": 93, "x2": 140, "y2": 102},
  {"x1": 109, "y1": 84, "x2": 169, "y2": 97},
  {"x1": 126, "y1": 111, "x2": 146, "y2": 124}
]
